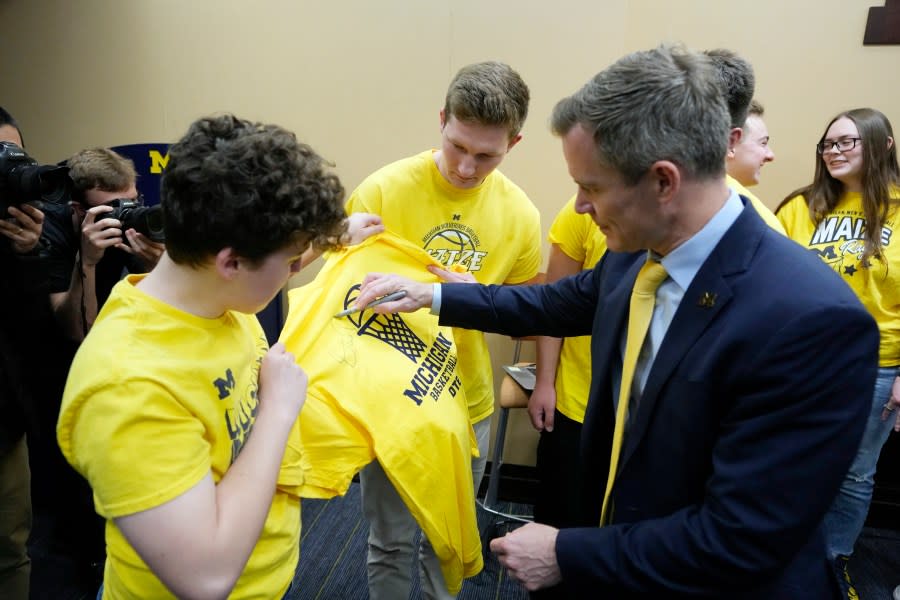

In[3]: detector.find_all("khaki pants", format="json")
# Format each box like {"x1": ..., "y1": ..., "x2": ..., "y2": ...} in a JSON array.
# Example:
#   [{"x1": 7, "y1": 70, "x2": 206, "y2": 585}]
[
  {"x1": 0, "y1": 436, "x2": 31, "y2": 600},
  {"x1": 360, "y1": 416, "x2": 490, "y2": 600}
]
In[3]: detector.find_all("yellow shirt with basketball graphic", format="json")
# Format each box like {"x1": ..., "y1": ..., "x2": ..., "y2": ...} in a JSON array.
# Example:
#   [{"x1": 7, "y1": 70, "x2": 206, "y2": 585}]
[
  {"x1": 281, "y1": 231, "x2": 481, "y2": 593},
  {"x1": 726, "y1": 174, "x2": 786, "y2": 235},
  {"x1": 57, "y1": 275, "x2": 300, "y2": 600},
  {"x1": 777, "y1": 190, "x2": 900, "y2": 366},
  {"x1": 547, "y1": 196, "x2": 608, "y2": 423},
  {"x1": 346, "y1": 150, "x2": 542, "y2": 423}
]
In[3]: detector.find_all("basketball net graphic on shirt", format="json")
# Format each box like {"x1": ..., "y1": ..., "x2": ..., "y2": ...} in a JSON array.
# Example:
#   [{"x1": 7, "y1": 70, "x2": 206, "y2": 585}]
[{"x1": 342, "y1": 284, "x2": 427, "y2": 362}]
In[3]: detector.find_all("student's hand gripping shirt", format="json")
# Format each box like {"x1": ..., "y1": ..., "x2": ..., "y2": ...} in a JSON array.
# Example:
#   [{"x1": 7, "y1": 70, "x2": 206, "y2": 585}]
[
  {"x1": 56, "y1": 275, "x2": 299, "y2": 600},
  {"x1": 280, "y1": 231, "x2": 482, "y2": 594},
  {"x1": 345, "y1": 150, "x2": 542, "y2": 423}
]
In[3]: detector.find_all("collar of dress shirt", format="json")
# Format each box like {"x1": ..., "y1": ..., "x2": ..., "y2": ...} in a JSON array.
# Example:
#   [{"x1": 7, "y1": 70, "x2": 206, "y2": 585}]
[{"x1": 654, "y1": 187, "x2": 744, "y2": 294}]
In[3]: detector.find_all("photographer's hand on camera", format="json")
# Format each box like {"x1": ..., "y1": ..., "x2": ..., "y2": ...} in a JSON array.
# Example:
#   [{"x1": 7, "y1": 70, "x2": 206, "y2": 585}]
[
  {"x1": 0, "y1": 204, "x2": 44, "y2": 254},
  {"x1": 121, "y1": 229, "x2": 165, "y2": 269},
  {"x1": 78, "y1": 205, "x2": 124, "y2": 267}
]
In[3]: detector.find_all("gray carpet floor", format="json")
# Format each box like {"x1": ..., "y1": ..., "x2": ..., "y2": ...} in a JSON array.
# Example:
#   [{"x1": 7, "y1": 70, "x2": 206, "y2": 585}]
[
  {"x1": 853, "y1": 527, "x2": 900, "y2": 599},
  {"x1": 289, "y1": 482, "x2": 899, "y2": 599},
  {"x1": 290, "y1": 482, "x2": 528, "y2": 600}
]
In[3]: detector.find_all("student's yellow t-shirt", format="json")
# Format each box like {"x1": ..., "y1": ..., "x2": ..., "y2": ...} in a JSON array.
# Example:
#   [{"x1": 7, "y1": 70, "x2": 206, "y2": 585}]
[
  {"x1": 346, "y1": 150, "x2": 542, "y2": 423},
  {"x1": 726, "y1": 174, "x2": 786, "y2": 235},
  {"x1": 547, "y1": 196, "x2": 608, "y2": 423},
  {"x1": 778, "y1": 191, "x2": 900, "y2": 366},
  {"x1": 57, "y1": 275, "x2": 299, "y2": 599}
]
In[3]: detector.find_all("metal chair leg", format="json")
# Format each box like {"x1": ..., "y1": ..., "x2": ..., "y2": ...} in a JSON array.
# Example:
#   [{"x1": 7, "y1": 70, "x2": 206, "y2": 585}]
[{"x1": 485, "y1": 407, "x2": 509, "y2": 509}]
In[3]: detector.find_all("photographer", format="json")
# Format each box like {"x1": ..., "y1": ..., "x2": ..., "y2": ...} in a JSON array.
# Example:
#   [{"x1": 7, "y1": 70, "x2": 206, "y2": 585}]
[
  {"x1": 41, "y1": 148, "x2": 164, "y2": 341},
  {"x1": 27, "y1": 147, "x2": 162, "y2": 597},
  {"x1": 0, "y1": 107, "x2": 47, "y2": 600}
]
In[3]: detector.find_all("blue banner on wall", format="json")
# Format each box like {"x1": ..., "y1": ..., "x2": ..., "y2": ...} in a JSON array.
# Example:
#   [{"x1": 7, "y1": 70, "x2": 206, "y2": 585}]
[{"x1": 108, "y1": 143, "x2": 170, "y2": 207}]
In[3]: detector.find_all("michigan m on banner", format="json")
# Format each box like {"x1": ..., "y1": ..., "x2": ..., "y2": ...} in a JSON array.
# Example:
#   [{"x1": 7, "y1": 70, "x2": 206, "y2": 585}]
[
  {"x1": 279, "y1": 232, "x2": 482, "y2": 594},
  {"x1": 108, "y1": 143, "x2": 169, "y2": 207}
]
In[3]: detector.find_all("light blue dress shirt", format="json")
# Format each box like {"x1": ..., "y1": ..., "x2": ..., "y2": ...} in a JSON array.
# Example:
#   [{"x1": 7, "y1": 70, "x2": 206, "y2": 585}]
[{"x1": 624, "y1": 188, "x2": 744, "y2": 412}]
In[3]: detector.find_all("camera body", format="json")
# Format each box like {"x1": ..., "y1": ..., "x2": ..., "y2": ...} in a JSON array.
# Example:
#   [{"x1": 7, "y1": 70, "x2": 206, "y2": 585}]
[
  {"x1": 107, "y1": 199, "x2": 165, "y2": 243},
  {"x1": 0, "y1": 141, "x2": 72, "y2": 212}
]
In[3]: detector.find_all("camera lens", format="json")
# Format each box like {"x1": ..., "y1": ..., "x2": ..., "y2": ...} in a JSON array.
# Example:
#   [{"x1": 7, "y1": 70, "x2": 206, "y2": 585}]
[
  {"x1": 0, "y1": 142, "x2": 72, "y2": 207},
  {"x1": 113, "y1": 201, "x2": 165, "y2": 243},
  {"x1": 10, "y1": 164, "x2": 71, "y2": 204}
]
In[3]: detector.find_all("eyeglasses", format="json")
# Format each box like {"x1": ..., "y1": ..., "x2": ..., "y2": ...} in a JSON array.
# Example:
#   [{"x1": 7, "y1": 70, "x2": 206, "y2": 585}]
[{"x1": 816, "y1": 138, "x2": 862, "y2": 155}]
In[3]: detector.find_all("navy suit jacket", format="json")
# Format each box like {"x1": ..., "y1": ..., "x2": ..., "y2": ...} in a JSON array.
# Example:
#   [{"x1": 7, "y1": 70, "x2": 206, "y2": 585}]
[{"x1": 440, "y1": 202, "x2": 879, "y2": 598}]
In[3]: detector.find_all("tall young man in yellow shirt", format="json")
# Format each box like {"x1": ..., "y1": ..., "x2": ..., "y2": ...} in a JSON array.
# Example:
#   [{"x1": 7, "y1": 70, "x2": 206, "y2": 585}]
[
  {"x1": 527, "y1": 197, "x2": 606, "y2": 541},
  {"x1": 346, "y1": 61, "x2": 542, "y2": 599}
]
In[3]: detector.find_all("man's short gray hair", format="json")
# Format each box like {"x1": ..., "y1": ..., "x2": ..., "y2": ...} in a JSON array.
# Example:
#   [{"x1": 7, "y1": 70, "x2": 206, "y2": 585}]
[{"x1": 551, "y1": 44, "x2": 730, "y2": 185}]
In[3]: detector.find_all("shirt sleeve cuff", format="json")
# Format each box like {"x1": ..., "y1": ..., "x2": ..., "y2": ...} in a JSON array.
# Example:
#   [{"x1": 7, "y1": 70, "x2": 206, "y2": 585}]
[{"x1": 430, "y1": 283, "x2": 442, "y2": 315}]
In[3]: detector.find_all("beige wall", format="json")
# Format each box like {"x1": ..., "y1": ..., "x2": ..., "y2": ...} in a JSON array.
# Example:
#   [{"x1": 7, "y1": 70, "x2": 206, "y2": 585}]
[{"x1": 4, "y1": 0, "x2": 897, "y2": 465}]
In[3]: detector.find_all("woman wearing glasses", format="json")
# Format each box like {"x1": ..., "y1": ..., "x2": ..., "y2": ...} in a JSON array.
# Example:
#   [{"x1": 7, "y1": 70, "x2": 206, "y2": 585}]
[{"x1": 777, "y1": 108, "x2": 900, "y2": 598}]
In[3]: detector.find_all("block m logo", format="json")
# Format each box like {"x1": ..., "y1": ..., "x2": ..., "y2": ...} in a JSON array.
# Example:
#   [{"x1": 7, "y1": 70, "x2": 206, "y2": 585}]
[
  {"x1": 149, "y1": 149, "x2": 170, "y2": 174},
  {"x1": 213, "y1": 368, "x2": 236, "y2": 399}
]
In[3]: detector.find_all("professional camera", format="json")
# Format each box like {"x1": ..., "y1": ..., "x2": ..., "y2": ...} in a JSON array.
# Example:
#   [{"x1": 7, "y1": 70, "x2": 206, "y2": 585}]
[
  {"x1": 0, "y1": 141, "x2": 72, "y2": 212},
  {"x1": 107, "y1": 198, "x2": 165, "y2": 243}
]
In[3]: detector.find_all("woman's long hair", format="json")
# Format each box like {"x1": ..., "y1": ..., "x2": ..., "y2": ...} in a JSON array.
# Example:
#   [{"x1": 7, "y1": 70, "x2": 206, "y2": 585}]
[{"x1": 779, "y1": 108, "x2": 900, "y2": 265}]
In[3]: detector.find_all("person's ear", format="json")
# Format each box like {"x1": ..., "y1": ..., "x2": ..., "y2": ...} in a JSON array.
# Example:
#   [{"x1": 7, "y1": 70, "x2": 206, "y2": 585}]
[
  {"x1": 506, "y1": 133, "x2": 523, "y2": 152},
  {"x1": 728, "y1": 126, "x2": 743, "y2": 152},
  {"x1": 888, "y1": 136, "x2": 894, "y2": 151},
  {"x1": 215, "y1": 247, "x2": 241, "y2": 280},
  {"x1": 439, "y1": 109, "x2": 447, "y2": 131},
  {"x1": 648, "y1": 161, "x2": 681, "y2": 203}
]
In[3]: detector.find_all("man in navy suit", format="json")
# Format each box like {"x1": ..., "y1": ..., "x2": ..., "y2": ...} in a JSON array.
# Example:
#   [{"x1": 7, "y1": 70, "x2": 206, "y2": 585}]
[{"x1": 353, "y1": 44, "x2": 879, "y2": 599}]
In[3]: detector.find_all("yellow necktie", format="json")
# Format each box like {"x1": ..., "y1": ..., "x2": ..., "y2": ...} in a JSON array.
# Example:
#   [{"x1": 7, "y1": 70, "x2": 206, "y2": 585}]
[{"x1": 600, "y1": 258, "x2": 668, "y2": 525}]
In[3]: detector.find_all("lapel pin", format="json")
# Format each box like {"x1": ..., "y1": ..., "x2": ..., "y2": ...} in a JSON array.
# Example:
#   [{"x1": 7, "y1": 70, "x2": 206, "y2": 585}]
[{"x1": 698, "y1": 292, "x2": 717, "y2": 308}]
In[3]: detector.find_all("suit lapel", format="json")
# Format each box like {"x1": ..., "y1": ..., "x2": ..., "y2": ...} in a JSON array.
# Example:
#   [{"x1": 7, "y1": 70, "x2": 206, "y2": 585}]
[
  {"x1": 618, "y1": 273, "x2": 732, "y2": 470},
  {"x1": 617, "y1": 203, "x2": 763, "y2": 473}
]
